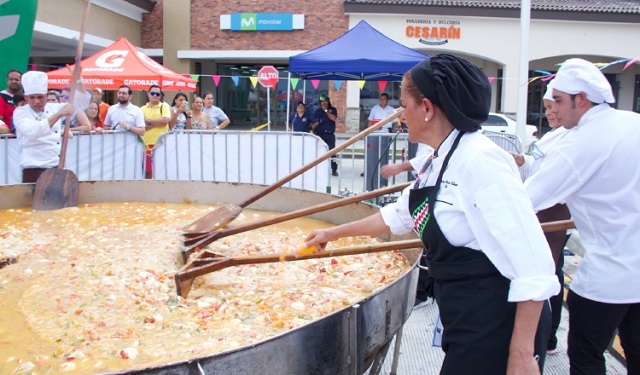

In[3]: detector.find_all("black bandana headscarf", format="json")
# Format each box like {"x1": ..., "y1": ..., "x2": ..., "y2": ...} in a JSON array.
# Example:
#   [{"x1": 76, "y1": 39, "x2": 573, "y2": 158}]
[{"x1": 409, "y1": 54, "x2": 491, "y2": 132}]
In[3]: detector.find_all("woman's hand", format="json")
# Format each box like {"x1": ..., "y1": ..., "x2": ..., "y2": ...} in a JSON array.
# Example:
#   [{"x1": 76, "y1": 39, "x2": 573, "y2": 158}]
[
  {"x1": 304, "y1": 229, "x2": 334, "y2": 251},
  {"x1": 508, "y1": 152, "x2": 525, "y2": 167}
]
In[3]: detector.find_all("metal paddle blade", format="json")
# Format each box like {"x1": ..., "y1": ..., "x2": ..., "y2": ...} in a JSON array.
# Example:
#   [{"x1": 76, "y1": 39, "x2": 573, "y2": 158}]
[
  {"x1": 181, "y1": 205, "x2": 242, "y2": 234},
  {"x1": 32, "y1": 169, "x2": 79, "y2": 211}
]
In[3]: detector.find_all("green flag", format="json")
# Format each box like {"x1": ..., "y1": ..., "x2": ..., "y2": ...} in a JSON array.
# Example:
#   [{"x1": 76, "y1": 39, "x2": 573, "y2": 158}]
[{"x1": 0, "y1": 0, "x2": 39, "y2": 76}]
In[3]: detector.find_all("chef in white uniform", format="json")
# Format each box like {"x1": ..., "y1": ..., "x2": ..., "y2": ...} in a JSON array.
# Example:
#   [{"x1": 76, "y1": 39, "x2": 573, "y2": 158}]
[
  {"x1": 524, "y1": 58, "x2": 640, "y2": 374},
  {"x1": 306, "y1": 54, "x2": 558, "y2": 374},
  {"x1": 13, "y1": 71, "x2": 91, "y2": 183}
]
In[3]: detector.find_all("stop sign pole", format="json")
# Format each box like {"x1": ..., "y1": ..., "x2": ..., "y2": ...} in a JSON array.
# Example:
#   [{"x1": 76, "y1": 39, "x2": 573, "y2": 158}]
[{"x1": 258, "y1": 66, "x2": 279, "y2": 131}]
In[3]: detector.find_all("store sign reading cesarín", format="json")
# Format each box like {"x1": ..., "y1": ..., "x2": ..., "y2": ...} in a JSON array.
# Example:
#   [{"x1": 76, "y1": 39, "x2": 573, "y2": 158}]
[
  {"x1": 406, "y1": 18, "x2": 461, "y2": 46},
  {"x1": 231, "y1": 13, "x2": 293, "y2": 31}
]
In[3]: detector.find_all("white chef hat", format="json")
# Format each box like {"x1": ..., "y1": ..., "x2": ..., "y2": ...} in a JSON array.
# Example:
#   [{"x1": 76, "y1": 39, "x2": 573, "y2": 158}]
[
  {"x1": 552, "y1": 58, "x2": 615, "y2": 104},
  {"x1": 21, "y1": 71, "x2": 49, "y2": 96},
  {"x1": 543, "y1": 80, "x2": 555, "y2": 101}
]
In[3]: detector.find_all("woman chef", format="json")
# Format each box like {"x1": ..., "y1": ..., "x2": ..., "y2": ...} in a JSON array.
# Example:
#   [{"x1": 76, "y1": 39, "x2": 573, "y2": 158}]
[{"x1": 305, "y1": 55, "x2": 559, "y2": 374}]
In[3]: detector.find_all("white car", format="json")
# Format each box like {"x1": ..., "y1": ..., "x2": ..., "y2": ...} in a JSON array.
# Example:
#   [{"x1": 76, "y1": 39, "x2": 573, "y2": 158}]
[{"x1": 481, "y1": 113, "x2": 538, "y2": 151}]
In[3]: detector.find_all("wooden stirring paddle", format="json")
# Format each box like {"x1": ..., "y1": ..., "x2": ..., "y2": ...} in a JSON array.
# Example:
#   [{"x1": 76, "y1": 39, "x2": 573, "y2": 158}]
[
  {"x1": 175, "y1": 239, "x2": 423, "y2": 298},
  {"x1": 180, "y1": 182, "x2": 411, "y2": 261},
  {"x1": 32, "y1": 0, "x2": 92, "y2": 211},
  {"x1": 180, "y1": 109, "x2": 404, "y2": 236},
  {"x1": 174, "y1": 219, "x2": 576, "y2": 298}
]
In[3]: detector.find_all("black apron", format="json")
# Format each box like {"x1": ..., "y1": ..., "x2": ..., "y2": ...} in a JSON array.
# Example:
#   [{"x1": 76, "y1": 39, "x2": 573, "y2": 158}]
[{"x1": 409, "y1": 131, "x2": 516, "y2": 374}]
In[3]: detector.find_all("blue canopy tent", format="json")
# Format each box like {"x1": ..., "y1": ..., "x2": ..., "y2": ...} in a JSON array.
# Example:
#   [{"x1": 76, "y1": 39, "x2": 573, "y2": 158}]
[
  {"x1": 288, "y1": 20, "x2": 429, "y2": 81},
  {"x1": 284, "y1": 21, "x2": 429, "y2": 130}
]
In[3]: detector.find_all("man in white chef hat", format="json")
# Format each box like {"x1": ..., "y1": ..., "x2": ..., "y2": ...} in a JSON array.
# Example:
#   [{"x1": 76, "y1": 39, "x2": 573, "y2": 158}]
[
  {"x1": 523, "y1": 58, "x2": 640, "y2": 374},
  {"x1": 13, "y1": 71, "x2": 91, "y2": 183}
]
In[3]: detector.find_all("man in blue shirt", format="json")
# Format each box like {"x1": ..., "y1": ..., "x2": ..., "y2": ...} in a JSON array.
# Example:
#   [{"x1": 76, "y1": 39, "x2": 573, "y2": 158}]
[{"x1": 312, "y1": 94, "x2": 338, "y2": 176}]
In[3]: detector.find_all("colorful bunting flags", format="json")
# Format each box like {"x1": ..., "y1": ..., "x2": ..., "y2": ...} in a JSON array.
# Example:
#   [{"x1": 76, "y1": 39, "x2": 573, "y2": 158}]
[
  {"x1": 357, "y1": 80, "x2": 365, "y2": 90},
  {"x1": 249, "y1": 76, "x2": 258, "y2": 88},
  {"x1": 212, "y1": 75, "x2": 221, "y2": 86},
  {"x1": 334, "y1": 80, "x2": 343, "y2": 91},
  {"x1": 624, "y1": 57, "x2": 640, "y2": 71},
  {"x1": 231, "y1": 76, "x2": 239, "y2": 87},
  {"x1": 377, "y1": 80, "x2": 387, "y2": 93},
  {"x1": 311, "y1": 79, "x2": 320, "y2": 90},
  {"x1": 190, "y1": 74, "x2": 200, "y2": 82},
  {"x1": 290, "y1": 78, "x2": 299, "y2": 89}
]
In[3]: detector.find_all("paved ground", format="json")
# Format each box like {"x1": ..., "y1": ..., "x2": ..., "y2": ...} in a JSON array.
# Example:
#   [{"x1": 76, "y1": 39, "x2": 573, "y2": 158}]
[
  {"x1": 231, "y1": 125, "x2": 628, "y2": 374},
  {"x1": 365, "y1": 250, "x2": 628, "y2": 375}
]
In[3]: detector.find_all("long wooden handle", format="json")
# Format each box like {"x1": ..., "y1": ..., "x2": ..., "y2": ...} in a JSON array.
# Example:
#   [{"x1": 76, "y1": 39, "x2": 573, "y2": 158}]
[
  {"x1": 541, "y1": 219, "x2": 575, "y2": 233},
  {"x1": 184, "y1": 182, "x2": 412, "y2": 246},
  {"x1": 178, "y1": 239, "x2": 423, "y2": 281},
  {"x1": 59, "y1": 0, "x2": 92, "y2": 169},
  {"x1": 238, "y1": 109, "x2": 404, "y2": 208}
]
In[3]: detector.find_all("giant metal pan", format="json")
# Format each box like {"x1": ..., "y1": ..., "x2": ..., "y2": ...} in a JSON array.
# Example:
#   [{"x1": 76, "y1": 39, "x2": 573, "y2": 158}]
[{"x1": 0, "y1": 181, "x2": 421, "y2": 375}]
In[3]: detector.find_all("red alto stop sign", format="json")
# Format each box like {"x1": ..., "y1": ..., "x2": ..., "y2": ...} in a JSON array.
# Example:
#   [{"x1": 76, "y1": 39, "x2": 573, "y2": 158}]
[{"x1": 258, "y1": 65, "x2": 279, "y2": 88}]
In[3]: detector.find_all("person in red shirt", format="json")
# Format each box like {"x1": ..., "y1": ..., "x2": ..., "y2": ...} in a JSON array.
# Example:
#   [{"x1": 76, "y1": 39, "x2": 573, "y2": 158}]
[{"x1": 0, "y1": 69, "x2": 23, "y2": 130}]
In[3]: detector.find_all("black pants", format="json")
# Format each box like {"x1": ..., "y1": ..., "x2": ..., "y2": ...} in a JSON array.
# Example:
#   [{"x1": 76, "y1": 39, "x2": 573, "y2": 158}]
[
  {"x1": 316, "y1": 132, "x2": 337, "y2": 172},
  {"x1": 567, "y1": 290, "x2": 640, "y2": 375},
  {"x1": 435, "y1": 274, "x2": 516, "y2": 375},
  {"x1": 22, "y1": 168, "x2": 48, "y2": 183},
  {"x1": 548, "y1": 253, "x2": 565, "y2": 351}
]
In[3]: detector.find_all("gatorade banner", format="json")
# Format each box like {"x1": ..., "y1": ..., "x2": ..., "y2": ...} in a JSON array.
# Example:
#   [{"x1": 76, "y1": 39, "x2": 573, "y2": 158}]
[{"x1": 0, "y1": 0, "x2": 38, "y2": 75}]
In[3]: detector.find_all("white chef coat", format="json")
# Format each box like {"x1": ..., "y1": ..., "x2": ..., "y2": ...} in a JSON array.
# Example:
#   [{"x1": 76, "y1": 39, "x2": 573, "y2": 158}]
[
  {"x1": 409, "y1": 143, "x2": 433, "y2": 176},
  {"x1": 368, "y1": 104, "x2": 396, "y2": 132},
  {"x1": 13, "y1": 90, "x2": 91, "y2": 169},
  {"x1": 104, "y1": 103, "x2": 145, "y2": 130},
  {"x1": 381, "y1": 129, "x2": 559, "y2": 302},
  {"x1": 524, "y1": 104, "x2": 640, "y2": 303},
  {"x1": 519, "y1": 126, "x2": 570, "y2": 179}
]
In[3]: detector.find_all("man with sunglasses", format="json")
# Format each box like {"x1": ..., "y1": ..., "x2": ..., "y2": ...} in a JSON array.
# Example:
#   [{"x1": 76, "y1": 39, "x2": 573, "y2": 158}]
[
  {"x1": 141, "y1": 85, "x2": 171, "y2": 178},
  {"x1": 103, "y1": 85, "x2": 145, "y2": 136}
]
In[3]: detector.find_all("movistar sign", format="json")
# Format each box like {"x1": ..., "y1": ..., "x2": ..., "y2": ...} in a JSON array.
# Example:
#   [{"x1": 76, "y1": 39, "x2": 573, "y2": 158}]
[{"x1": 231, "y1": 13, "x2": 293, "y2": 31}]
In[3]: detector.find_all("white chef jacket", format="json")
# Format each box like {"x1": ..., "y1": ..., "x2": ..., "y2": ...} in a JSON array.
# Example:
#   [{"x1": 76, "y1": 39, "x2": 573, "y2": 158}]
[
  {"x1": 104, "y1": 103, "x2": 145, "y2": 130},
  {"x1": 381, "y1": 129, "x2": 559, "y2": 302},
  {"x1": 524, "y1": 104, "x2": 640, "y2": 303},
  {"x1": 368, "y1": 104, "x2": 396, "y2": 132},
  {"x1": 409, "y1": 143, "x2": 433, "y2": 176},
  {"x1": 13, "y1": 90, "x2": 91, "y2": 169},
  {"x1": 520, "y1": 126, "x2": 570, "y2": 178}
]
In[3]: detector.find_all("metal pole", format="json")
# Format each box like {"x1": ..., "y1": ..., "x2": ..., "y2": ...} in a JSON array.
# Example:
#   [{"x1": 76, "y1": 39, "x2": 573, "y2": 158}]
[
  {"x1": 516, "y1": 0, "x2": 531, "y2": 153},
  {"x1": 286, "y1": 72, "x2": 291, "y2": 132},
  {"x1": 267, "y1": 87, "x2": 271, "y2": 132}
]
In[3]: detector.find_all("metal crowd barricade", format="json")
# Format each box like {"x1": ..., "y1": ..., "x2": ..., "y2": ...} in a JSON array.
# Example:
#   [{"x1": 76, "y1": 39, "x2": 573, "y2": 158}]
[
  {"x1": 0, "y1": 131, "x2": 145, "y2": 186},
  {"x1": 65, "y1": 131, "x2": 146, "y2": 181},
  {"x1": 481, "y1": 130, "x2": 528, "y2": 180},
  {"x1": 151, "y1": 130, "x2": 330, "y2": 192},
  {"x1": 481, "y1": 130, "x2": 522, "y2": 153},
  {"x1": 0, "y1": 133, "x2": 20, "y2": 185},
  {"x1": 331, "y1": 132, "x2": 414, "y2": 199}
]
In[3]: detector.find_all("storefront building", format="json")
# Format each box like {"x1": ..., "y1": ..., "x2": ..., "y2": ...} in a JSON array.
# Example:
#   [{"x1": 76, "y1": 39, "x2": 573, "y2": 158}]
[{"x1": 28, "y1": 0, "x2": 640, "y2": 133}]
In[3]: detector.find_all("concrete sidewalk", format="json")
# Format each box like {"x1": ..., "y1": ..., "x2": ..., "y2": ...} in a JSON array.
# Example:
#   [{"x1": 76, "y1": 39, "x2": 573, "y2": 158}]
[{"x1": 367, "y1": 247, "x2": 628, "y2": 375}]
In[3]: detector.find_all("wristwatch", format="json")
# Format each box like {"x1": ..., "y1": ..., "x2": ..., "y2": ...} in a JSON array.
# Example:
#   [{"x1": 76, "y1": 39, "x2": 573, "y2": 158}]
[
  {"x1": 126, "y1": 124, "x2": 130, "y2": 130},
  {"x1": 145, "y1": 119, "x2": 151, "y2": 125}
]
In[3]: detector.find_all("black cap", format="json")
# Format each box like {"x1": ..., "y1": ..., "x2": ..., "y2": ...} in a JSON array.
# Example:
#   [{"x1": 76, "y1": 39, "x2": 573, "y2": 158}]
[{"x1": 410, "y1": 54, "x2": 491, "y2": 132}]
